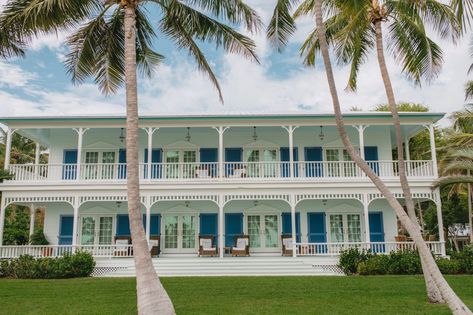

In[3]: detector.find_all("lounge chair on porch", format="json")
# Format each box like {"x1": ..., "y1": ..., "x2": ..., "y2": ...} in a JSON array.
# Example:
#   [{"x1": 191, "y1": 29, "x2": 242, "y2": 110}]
[
  {"x1": 281, "y1": 235, "x2": 294, "y2": 257},
  {"x1": 195, "y1": 166, "x2": 211, "y2": 179},
  {"x1": 199, "y1": 235, "x2": 217, "y2": 257},
  {"x1": 228, "y1": 166, "x2": 247, "y2": 178},
  {"x1": 114, "y1": 236, "x2": 132, "y2": 257},
  {"x1": 149, "y1": 236, "x2": 160, "y2": 257},
  {"x1": 231, "y1": 235, "x2": 250, "y2": 256}
]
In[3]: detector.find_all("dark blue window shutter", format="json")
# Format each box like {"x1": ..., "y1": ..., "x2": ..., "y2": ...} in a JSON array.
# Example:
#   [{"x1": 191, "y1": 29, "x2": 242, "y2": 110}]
[
  {"x1": 144, "y1": 148, "x2": 162, "y2": 178},
  {"x1": 280, "y1": 147, "x2": 299, "y2": 177},
  {"x1": 225, "y1": 148, "x2": 243, "y2": 176},
  {"x1": 364, "y1": 146, "x2": 379, "y2": 175},
  {"x1": 118, "y1": 149, "x2": 127, "y2": 179},
  {"x1": 143, "y1": 214, "x2": 161, "y2": 237},
  {"x1": 59, "y1": 215, "x2": 73, "y2": 245},
  {"x1": 307, "y1": 212, "x2": 326, "y2": 243},
  {"x1": 304, "y1": 147, "x2": 323, "y2": 177},
  {"x1": 281, "y1": 212, "x2": 301, "y2": 242},
  {"x1": 200, "y1": 148, "x2": 218, "y2": 177},
  {"x1": 62, "y1": 150, "x2": 78, "y2": 180},
  {"x1": 116, "y1": 215, "x2": 131, "y2": 237},
  {"x1": 225, "y1": 213, "x2": 243, "y2": 247},
  {"x1": 369, "y1": 212, "x2": 385, "y2": 253},
  {"x1": 200, "y1": 214, "x2": 218, "y2": 244}
]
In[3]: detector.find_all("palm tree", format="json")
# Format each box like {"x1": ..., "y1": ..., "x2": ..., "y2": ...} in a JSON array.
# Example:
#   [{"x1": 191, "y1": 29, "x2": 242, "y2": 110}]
[
  {"x1": 268, "y1": 0, "x2": 471, "y2": 313},
  {"x1": 269, "y1": 0, "x2": 459, "y2": 303},
  {"x1": 0, "y1": 1, "x2": 260, "y2": 313}
]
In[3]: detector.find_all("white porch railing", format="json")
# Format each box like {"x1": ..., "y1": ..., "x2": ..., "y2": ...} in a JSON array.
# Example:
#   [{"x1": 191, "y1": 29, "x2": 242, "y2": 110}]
[
  {"x1": 0, "y1": 244, "x2": 134, "y2": 259},
  {"x1": 6, "y1": 160, "x2": 435, "y2": 183},
  {"x1": 0, "y1": 242, "x2": 444, "y2": 259},
  {"x1": 295, "y1": 241, "x2": 444, "y2": 256}
]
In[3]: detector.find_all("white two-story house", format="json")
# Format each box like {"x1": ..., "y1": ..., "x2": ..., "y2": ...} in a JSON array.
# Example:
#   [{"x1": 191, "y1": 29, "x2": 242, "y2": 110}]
[{"x1": 0, "y1": 112, "x2": 446, "y2": 264}]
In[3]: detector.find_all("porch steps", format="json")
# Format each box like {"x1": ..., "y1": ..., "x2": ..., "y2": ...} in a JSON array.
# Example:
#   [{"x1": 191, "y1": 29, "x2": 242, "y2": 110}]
[{"x1": 94, "y1": 256, "x2": 343, "y2": 277}]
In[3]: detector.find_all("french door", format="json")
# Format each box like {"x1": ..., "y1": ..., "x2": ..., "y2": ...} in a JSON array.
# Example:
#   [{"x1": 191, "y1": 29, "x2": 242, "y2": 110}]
[
  {"x1": 324, "y1": 148, "x2": 357, "y2": 177},
  {"x1": 80, "y1": 215, "x2": 114, "y2": 245},
  {"x1": 328, "y1": 213, "x2": 362, "y2": 243},
  {"x1": 84, "y1": 151, "x2": 117, "y2": 180},
  {"x1": 163, "y1": 214, "x2": 197, "y2": 252},
  {"x1": 247, "y1": 214, "x2": 279, "y2": 252},
  {"x1": 165, "y1": 150, "x2": 197, "y2": 179},
  {"x1": 245, "y1": 149, "x2": 278, "y2": 177}
]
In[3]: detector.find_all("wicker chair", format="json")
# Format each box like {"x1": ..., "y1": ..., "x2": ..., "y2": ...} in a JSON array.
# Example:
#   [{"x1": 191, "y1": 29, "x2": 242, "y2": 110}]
[
  {"x1": 231, "y1": 235, "x2": 250, "y2": 256},
  {"x1": 199, "y1": 235, "x2": 217, "y2": 257},
  {"x1": 149, "y1": 236, "x2": 160, "y2": 257},
  {"x1": 281, "y1": 235, "x2": 294, "y2": 256}
]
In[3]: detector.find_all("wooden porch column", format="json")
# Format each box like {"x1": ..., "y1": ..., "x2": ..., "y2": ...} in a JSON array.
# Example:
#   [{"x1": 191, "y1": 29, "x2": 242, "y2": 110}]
[
  {"x1": 29, "y1": 203, "x2": 36, "y2": 237},
  {"x1": 283, "y1": 126, "x2": 299, "y2": 178},
  {"x1": 427, "y1": 124, "x2": 438, "y2": 178},
  {"x1": 34, "y1": 143, "x2": 40, "y2": 177},
  {"x1": 435, "y1": 188, "x2": 446, "y2": 256},
  {"x1": 73, "y1": 128, "x2": 88, "y2": 180},
  {"x1": 4, "y1": 128, "x2": 16, "y2": 170},
  {"x1": 145, "y1": 204, "x2": 151, "y2": 242},
  {"x1": 218, "y1": 196, "x2": 224, "y2": 258},
  {"x1": 290, "y1": 195, "x2": 297, "y2": 257},
  {"x1": 214, "y1": 127, "x2": 229, "y2": 180},
  {"x1": 363, "y1": 194, "x2": 371, "y2": 245},
  {"x1": 0, "y1": 196, "x2": 6, "y2": 245},
  {"x1": 144, "y1": 128, "x2": 158, "y2": 180},
  {"x1": 72, "y1": 201, "x2": 80, "y2": 247}
]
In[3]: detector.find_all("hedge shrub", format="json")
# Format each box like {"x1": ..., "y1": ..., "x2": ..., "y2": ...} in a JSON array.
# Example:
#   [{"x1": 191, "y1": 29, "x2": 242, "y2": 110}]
[
  {"x1": 0, "y1": 251, "x2": 95, "y2": 279},
  {"x1": 339, "y1": 247, "x2": 473, "y2": 276}
]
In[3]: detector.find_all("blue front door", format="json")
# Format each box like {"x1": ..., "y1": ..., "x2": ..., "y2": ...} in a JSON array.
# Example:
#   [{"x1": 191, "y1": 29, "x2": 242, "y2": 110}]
[
  {"x1": 304, "y1": 147, "x2": 323, "y2": 177},
  {"x1": 308, "y1": 212, "x2": 327, "y2": 253},
  {"x1": 200, "y1": 213, "x2": 218, "y2": 244},
  {"x1": 281, "y1": 212, "x2": 301, "y2": 242},
  {"x1": 144, "y1": 148, "x2": 162, "y2": 178},
  {"x1": 280, "y1": 147, "x2": 299, "y2": 177},
  {"x1": 59, "y1": 215, "x2": 73, "y2": 245},
  {"x1": 369, "y1": 212, "x2": 385, "y2": 253},
  {"x1": 225, "y1": 213, "x2": 243, "y2": 246},
  {"x1": 62, "y1": 150, "x2": 77, "y2": 180}
]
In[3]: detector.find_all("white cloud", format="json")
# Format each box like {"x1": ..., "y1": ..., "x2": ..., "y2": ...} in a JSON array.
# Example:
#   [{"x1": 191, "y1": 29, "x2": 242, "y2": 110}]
[{"x1": 0, "y1": 61, "x2": 36, "y2": 88}]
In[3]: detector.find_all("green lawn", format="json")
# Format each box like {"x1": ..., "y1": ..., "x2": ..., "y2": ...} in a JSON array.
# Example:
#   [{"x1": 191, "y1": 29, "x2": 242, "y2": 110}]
[{"x1": 0, "y1": 276, "x2": 472, "y2": 314}]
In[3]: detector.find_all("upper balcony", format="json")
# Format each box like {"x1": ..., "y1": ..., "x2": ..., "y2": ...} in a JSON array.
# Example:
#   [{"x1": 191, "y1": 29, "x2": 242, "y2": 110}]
[{"x1": 0, "y1": 112, "x2": 444, "y2": 186}]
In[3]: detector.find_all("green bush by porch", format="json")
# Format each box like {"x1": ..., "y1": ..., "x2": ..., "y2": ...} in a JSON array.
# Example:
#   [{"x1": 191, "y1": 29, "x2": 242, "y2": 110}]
[{"x1": 0, "y1": 276, "x2": 473, "y2": 314}]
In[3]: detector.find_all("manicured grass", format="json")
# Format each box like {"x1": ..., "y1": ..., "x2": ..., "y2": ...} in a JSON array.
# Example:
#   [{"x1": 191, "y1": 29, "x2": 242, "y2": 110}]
[{"x1": 0, "y1": 276, "x2": 472, "y2": 314}]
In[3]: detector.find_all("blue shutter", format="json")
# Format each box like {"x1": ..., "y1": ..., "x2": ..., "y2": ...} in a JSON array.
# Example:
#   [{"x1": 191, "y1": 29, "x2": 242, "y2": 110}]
[
  {"x1": 200, "y1": 148, "x2": 218, "y2": 177},
  {"x1": 144, "y1": 148, "x2": 162, "y2": 179},
  {"x1": 280, "y1": 147, "x2": 299, "y2": 177},
  {"x1": 116, "y1": 215, "x2": 131, "y2": 237},
  {"x1": 200, "y1": 213, "x2": 218, "y2": 244},
  {"x1": 225, "y1": 148, "x2": 243, "y2": 176},
  {"x1": 225, "y1": 213, "x2": 243, "y2": 246},
  {"x1": 118, "y1": 149, "x2": 127, "y2": 179},
  {"x1": 308, "y1": 212, "x2": 327, "y2": 253},
  {"x1": 143, "y1": 214, "x2": 161, "y2": 237},
  {"x1": 364, "y1": 146, "x2": 379, "y2": 175},
  {"x1": 58, "y1": 215, "x2": 73, "y2": 245},
  {"x1": 304, "y1": 147, "x2": 323, "y2": 177},
  {"x1": 281, "y1": 212, "x2": 301, "y2": 242},
  {"x1": 369, "y1": 212, "x2": 385, "y2": 253},
  {"x1": 62, "y1": 150, "x2": 78, "y2": 180}
]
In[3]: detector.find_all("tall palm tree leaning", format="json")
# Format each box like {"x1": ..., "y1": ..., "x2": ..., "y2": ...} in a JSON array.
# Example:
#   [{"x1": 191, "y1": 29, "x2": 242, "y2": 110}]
[
  {"x1": 0, "y1": 1, "x2": 260, "y2": 314},
  {"x1": 289, "y1": 0, "x2": 459, "y2": 303},
  {"x1": 268, "y1": 0, "x2": 471, "y2": 313}
]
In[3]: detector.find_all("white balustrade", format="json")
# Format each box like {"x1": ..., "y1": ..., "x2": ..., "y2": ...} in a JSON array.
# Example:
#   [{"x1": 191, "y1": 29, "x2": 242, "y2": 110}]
[
  {"x1": 295, "y1": 241, "x2": 443, "y2": 256},
  {"x1": 5, "y1": 160, "x2": 435, "y2": 183},
  {"x1": 0, "y1": 244, "x2": 134, "y2": 259}
]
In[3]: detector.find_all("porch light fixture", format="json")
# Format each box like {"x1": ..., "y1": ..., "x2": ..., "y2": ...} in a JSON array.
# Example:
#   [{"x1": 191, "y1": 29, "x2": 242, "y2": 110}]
[
  {"x1": 322, "y1": 199, "x2": 327, "y2": 206},
  {"x1": 119, "y1": 128, "x2": 126, "y2": 143},
  {"x1": 252, "y1": 126, "x2": 258, "y2": 141},
  {"x1": 318, "y1": 126, "x2": 325, "y2": 141},
  {"x1": 185, "y1": 201, "x2": 190, "y2": 208},
  {"x1": 185, "y1": 127, "x2": 191, "y2": 142},
  {"x1": 116, "y1": 201, "x2": 122, "y2": 208}
]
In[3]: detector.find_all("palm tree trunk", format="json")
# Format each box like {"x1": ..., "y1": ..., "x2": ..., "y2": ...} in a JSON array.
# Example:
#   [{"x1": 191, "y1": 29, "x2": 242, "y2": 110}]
[
  {"x1": 313, "y1": 0, "x2": 471, "y2": 313},
  {"x1": 123, "y1": 3, "x2": 175, "y2": 314},
  {"x1": 468, "y1": 171, "x2": 472, "y2": 244},
  {"x1": 373, "y1": 15, "x2": 444, "y2": 303}
]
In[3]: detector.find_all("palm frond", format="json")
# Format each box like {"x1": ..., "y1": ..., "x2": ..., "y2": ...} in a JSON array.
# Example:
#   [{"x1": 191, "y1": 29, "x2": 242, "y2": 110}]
[
  {"x1": 450, "y1": 0, "x2": 473, "y2": 33},
  {"x1": 0, "y1": 24, "x2": 25, "y2": 58},
  {"x1": 466, "y1": 81, "x2": 473, "y2": 101},
  {"x1": 267, "y1": 0, "x2": 298, "y2": 52},
  {"x1": 437, "y1": 175, "x2": 473, "y2": 187},
  {"x1": 184, "y1": 0, "x2": 262, "y2": 33}
]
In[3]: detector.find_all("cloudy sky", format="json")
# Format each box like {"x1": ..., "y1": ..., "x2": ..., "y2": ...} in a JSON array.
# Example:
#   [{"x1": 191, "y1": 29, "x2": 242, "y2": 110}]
[{"x1": 0, "y1": 0, "x2": 470, "y2": 125}]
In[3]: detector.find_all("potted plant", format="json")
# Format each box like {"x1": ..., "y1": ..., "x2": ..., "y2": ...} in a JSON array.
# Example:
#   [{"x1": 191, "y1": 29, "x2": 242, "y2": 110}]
[{"x1": 30, "y1": 229, "x2": 52, "y2": 256}]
